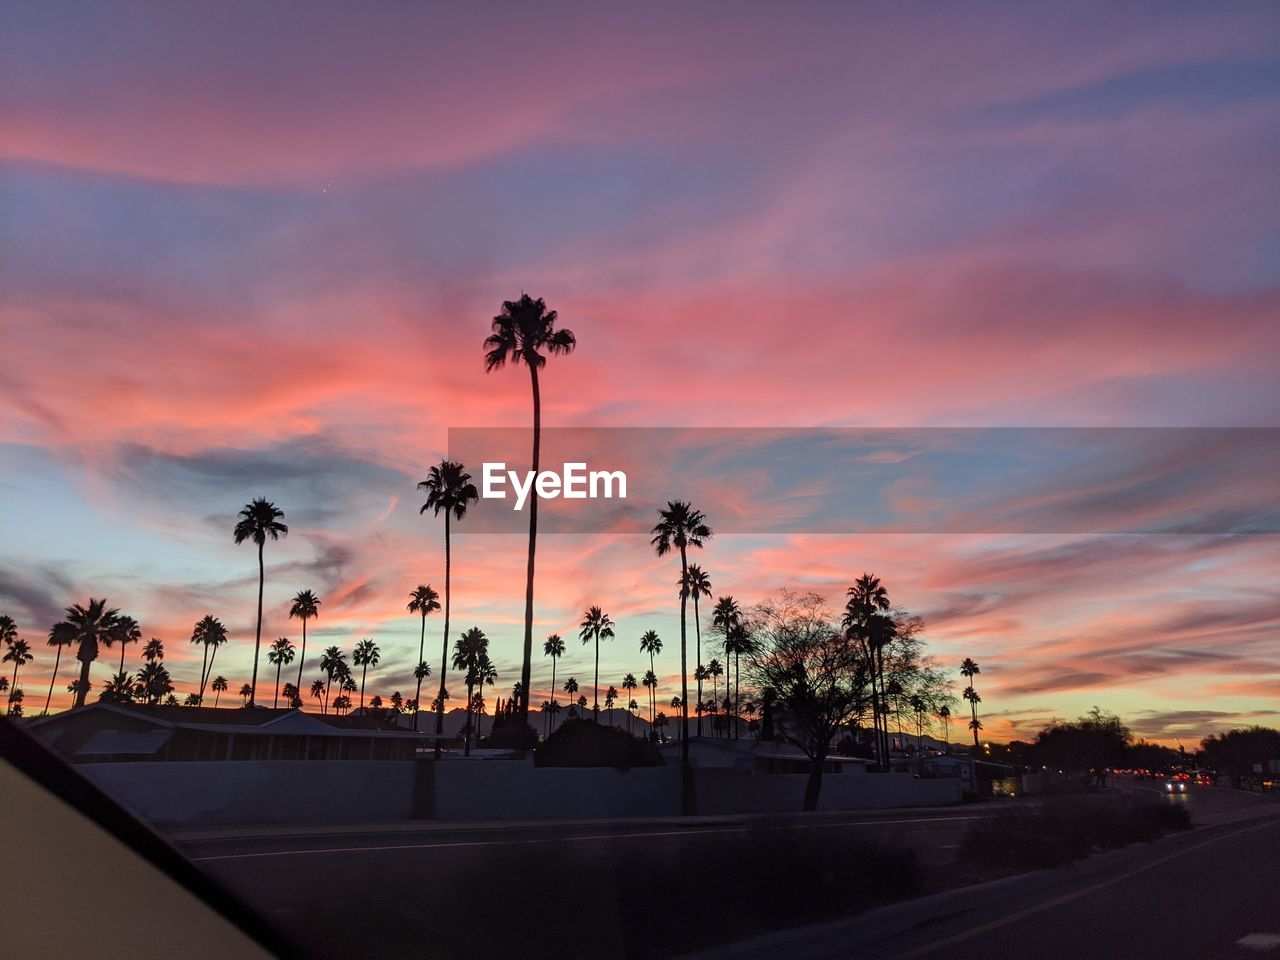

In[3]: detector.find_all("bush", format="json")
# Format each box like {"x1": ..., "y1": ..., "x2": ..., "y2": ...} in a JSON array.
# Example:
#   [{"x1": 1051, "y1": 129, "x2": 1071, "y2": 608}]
[
  {"x1": 960, "y1": 796, "x2": 1192, "y2": 870},
  {"x1": 533, "y1": 718, "x2": 661, "y2": 768},
  {"x1": 483, "y1": 720, "x2": 538, "y2": 750}
]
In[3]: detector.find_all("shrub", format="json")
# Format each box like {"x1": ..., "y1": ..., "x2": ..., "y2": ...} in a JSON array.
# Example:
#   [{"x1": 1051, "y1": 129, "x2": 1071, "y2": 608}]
[{"x1": 534, "y1": 718, "x2": 661, "y2": 768}]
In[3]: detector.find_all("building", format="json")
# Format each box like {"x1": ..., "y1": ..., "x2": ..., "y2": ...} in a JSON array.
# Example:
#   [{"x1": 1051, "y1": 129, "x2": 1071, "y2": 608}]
[
  {"x1": 30, "y1": 702, "x2": 429, "y2": 763},
  {"x1": 656, "y1": 737, "x2": 873, "y2": 774}
]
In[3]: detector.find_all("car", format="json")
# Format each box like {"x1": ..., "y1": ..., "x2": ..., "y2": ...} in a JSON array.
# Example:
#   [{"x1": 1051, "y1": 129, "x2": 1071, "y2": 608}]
[{"x1": 1164, "y1": 777, "x2": 1188, "y2": 794}]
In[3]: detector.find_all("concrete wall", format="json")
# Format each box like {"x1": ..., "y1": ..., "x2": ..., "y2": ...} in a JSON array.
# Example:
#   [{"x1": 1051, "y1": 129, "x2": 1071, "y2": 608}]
[
  {"x1": 82, "y1": 761, "x2": 418, "y2": 827},
  {"x1": 81, "y1": 760, "x2": 961, "y2": 827}
]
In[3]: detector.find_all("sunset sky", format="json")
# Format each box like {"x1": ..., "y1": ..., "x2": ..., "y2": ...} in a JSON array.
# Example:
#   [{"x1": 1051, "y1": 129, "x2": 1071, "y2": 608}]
[{"x1": 2, "y1": 2, "x2": 1278, "y2": 742}]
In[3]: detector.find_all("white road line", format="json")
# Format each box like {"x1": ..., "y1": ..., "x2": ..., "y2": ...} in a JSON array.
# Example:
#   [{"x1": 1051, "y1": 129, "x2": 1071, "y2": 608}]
[{"x1": 190, "y1": 815, "x2": 986, "y2": 863}]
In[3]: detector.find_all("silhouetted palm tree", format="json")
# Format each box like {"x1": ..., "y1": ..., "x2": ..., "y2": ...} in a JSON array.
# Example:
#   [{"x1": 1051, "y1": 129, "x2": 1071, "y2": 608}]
[
  {"x1": 191, "y1": 615, "x2": 228, "y2": 703},
  {"x1": 712, "y1": 595, "x2": 742, "y2": 737},
  {"x1": 320, "y1": 645, "x2": 346, "y2": 714},
  {"x1": 474, "y1": 653, "x2": 497, "y2": 739},
  {"x1": 134, "y1": 661, "x2": 173, "y2": 706},
  {"x1": 960, "y1": 658, "x2": 981, "y2": 747},
  {"x1": 233, "y1": 498, "x2": 289, "y2": 707},
  {"x1": 51, "y1": 598, "x2": 127, "y2": 708},
  {"x1": 100, "y1": 671, "x2": 135, "y2": 705},
  {"x1": 652, "y1": 501, "x2": 711, "y2": 781},
  {"x1": 643, "y1": 669, "x2": 658, "y2": 728},
  {"x1": 353, "y1": 638, "x2": 380, "y2": 711},
  {"x1": 110, "y1": 615, "x2": 141, "y2": 674},
  {"x1": 622, "y1": 673, "x2": 638, "y2": 734},
  {"x1": 239, "y1": 683, "x2": 252, "y2": 706},
  {"x1": 453, "y1": 627, "x2": 488, "y2": 755},
  {"x1": 844, "y1": 574, "x2": 892, "y2": 766},
  {"x1": 0, "y1": 617, "x2": 13, "y2": 649},
  {"x1": 282, "y1": 682, "x2": 301, "y2": 709},
  {"x1": 578, "y1": 606, "x2": 615, "y2": 722},
  {"x1": 419, "y1": 460, "x2": 479, "y2": 751},
  {"x1": 681, "y1": 564, "x2": 712, "y2": 736},
  {"x1": 407, "y1": 584, "x2": 441, "y2": 730},
  {"x1": 938, "y1": 704, "x2": 952, "y2": 747},
  {"x1": 212, "y1": 675, "x2": 228, "y2": 708},
  {"x1": 484, "y1": 293, "x2": 576, "y2": 725},
  {"x1": 289, "y1": 589, "x2": 321, "y2": 694},
  {"x1": 4, "y1": 637, "x2": 33, "y2": 703},
  {"x1": 45, "y1": 622, "x2": 76, "y2": 714},
  {"x1": 563, "y1": 675, "x2": 579, "y2": 720},
  {"x1": 543, "y1": 633, "x2": 565, "y2": 738},
  {"x1": 309, "y1": 678, "x2": 325, "y2": 711},
  {"x1": 267, "y1": 637, "x2": 295, "y2": 709},
  {"x1": 142, "y1": 638, "x2": 164, "y2": 663}
]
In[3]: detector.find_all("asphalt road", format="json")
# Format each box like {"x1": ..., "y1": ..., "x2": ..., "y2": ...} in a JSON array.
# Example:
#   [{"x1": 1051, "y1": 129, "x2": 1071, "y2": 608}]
[
  {"x1": 173, "y1": 806, "x2": 993, "y2": 959},
  {"x1": 681, "y1": 782, "x2": 1280, "y2": 960},
  {"x1": 171, "y1": 783, "x2": 1280, "y2": 960}
]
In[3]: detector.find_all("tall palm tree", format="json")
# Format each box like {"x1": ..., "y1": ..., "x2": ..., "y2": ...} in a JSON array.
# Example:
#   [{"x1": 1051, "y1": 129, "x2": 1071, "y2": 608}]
[
  {"x1": 621, "y1": 673, "x2": 638, "y2": 734},
  {"x1": 604, "y1": 685, "x2": 618, "y2": 725},
  {"x1": 0, "y1": 616, "x2": 14, "y2": 648},
  {"x1": 542, "y1": 633, "x2": 565, "y2": 738},
  {"x1": 643, "y1": 669, "x2": 658, "y2": 728},
  {"x1": 4, "y1": 637, "x2": 33, "y2": 697},
  {"x1": 474, "y1": 653, "x2": 497, "y2": 739},
  {"x1": 712, "y1": 595, "x2": 742, "y2": 738},
  {"x1": 563, "y1": 676, "x2": 579, "y2": 723},
  {"x1": 211, "y1": 675, "x2": 228, "y2": 708},
  {"x1": 419, "y1": 460, "x2": 479, "y2": 752},
  {"x1": 407, "y1": 585, "x2": 441, "y2": 730},
  {"x1": 110, "y1": 615, "x2": 141, "y2": 674},
  {"x1": 681, "y1": 565, "x2": 712, "y2": 736},
  {"x1": 844, "y1": 574, "x2": 892, "y2": 767},
  {"x1": 707, "y1": 658, "x2": 724, "y2": 733},
  {"x1": 239, "y1": 683, "x2": 252, "y2": 707},
  {"x1": 353, "y1": 638, "x2": 380, "y2": 711},
  {"x1": 652, "y1": 501, "x2": 711, "y2": 783},
  {"x1": 961, "y1": 656, "x2": 983, "y2": 748},
  {"x1": 191, "y1": 615, "x2": 229, "y2": 703},
  {"x1": 289, "y1": 589, "x2": 321, "y2": 694},
  {"x1": 938, "y1": 704, "x2": 952, "y2": 748},
  {"x1": 233, "y1": 498, "x2": 288, "y2": 707},
  {"x1": 141, "y1": 638, "x2": 164, "y2": 663},
  {"x1": 45, "y1": 622, "x2": 76, "y2": 714},
  {"x1": 320, "y1": 645, "x2": 346, "y2": 714},
  {"x1": 267, "y1": 637, "x2": 296, "y2": 709},
  {"x1": 577, "y1": 606, "x2": 615, "y2": 723},
  {"x1": 452, "y1": 627, "x2": 488, "y2": 756},
  {"x1": 309, "y1": 678, "x2": 325, "y2": 712},
  {"x1": 639, "y1": 630, "x2": 662, "y2": 674},
  {"x1": 483, "y1": 293, "x2": 576, "y2": 726},
  {"x1": 51, "y1": 598, "x2": 129, "y2": 709}
]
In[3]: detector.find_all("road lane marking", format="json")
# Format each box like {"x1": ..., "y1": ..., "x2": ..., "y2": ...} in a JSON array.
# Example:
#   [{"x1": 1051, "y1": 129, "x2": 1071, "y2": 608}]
[
  {"x1": 890, "y1": 817, "x2": 1280, "y2": 960},
  {"x1": 189, "y1": 815, "x2": 987, "y2": 863}
]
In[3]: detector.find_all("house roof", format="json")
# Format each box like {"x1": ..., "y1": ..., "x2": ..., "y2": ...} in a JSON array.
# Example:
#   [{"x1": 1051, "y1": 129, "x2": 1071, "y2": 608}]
[{"x1": 32, "y1": 702, "x2": 429, "y2": 739}]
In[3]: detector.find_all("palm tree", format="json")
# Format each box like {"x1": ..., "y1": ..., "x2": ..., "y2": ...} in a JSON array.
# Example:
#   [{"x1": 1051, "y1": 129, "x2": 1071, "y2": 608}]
[
  {"x1": 639, "y1": 629, "x2": 662, "y2": 672},
  {"x1": 51, "y1": 598, "x2": 129, "y2": 709},
  {"x1": 0, "y1": 616, "x2": 13, "y2": 648},
  {"x1": 211, "y1": 675, "x2": 228, "y2": 708},
  {"x1": 141, "y1": 638, "x2": 164, "y2": 663},
  {"x1": 232, "y1": 498, "x2": 289, "y2": 708},
  {"x1": 483, "y1": 293, "x2": 576, "y2": 726},
  {"x1": 413, "y1": 661, "x2": 431, "y2": 716},
  {"x1": 419, "y1": 460, "x2": 479, "y2": 752},
  {"x1": 643, "y1": 670, "x2": 658, "y2": 729},
  {"x1": 4, "y1": 637, "x2": 33, "y2": 699},
  {"x1": 669, "y1": 696, "x2": 682, "y2": 740},
  {"x1": 578, "y1": 606, "x2": 615, "y2": 723},
  {"x1": 267, "y1": 637, "x2": 296, "y2": 709},
  {"x1": 45, "y1": 622, "x2": 76, "y2": 714},
  {"x1": 960, "y1": 658, "x2": 982, "y2": 748},
  {"x1": 289, "y1": 589, "x2": 321, "y2": 694},
  {"x1": 712, "y1": 595, "x2": 742, "y2": 738},
  {"x1": 604, "y1": 685, "x2": 619, "y2": 724},
  {"x1": 320, "y1": 645, "x2": 346, "y2": 714},
  {"x1": 474, "y1": 653, "x2": 497, "y2": 739},
  {"x1": 938, "y1": 704, "x2": 952, "y2": 748},
  {"x1": 681, "y1": 564, "x2": 712, "y2": 736},
  {"x1": 452, "y1": 627, "x2": 488, "y2": 755},
  {"x1": 309, "y1": 677, "x2": 325, "y2": 711},
  {"x1": 652, "y1": 501, "x2": 712, "y2": 782},
  {"x1": 407, "y1": 585, "x2": 441, "y2": 730},
  {"x1": 282, "y1": 682, "x2": 301, "y2": 709},
  {"x1": 563, "y1": 675, "x2": 579, "y2": 723},
  {"x1": 542, "y1": 633, "x2": 565, "y2": 738},
  {"x1": 100, "y1": 671, "x2": 135, "y2": 705},
  {"x1": 134, "y1": 661, "x2": 174, "y2": 706},
  {"x1": 191, "y1": 615, "x2": 228, "y2": 703},
  {"x1": 239, "y1": 683, "x2": 252, "y2": 707},
  {"x1": 110, "y1": 615, "x2": 141, "y2": 674},
  {"x1": 621, "y1": 673, "x2": 638, "y2": 734},
  {"x1": 352, "y1": 638, "x2": 381, "y2": 711},
  {"x1": 844, "y1": 574, "x2": 892, "y2": 767}
]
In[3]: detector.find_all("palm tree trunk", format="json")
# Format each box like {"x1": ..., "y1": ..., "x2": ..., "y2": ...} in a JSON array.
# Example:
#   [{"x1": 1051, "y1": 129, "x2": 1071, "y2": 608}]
[
  {"x1": 361, "y1": 662, "x2": 368, "y2": 711},
  {"x1": 249, "y1": 540, "x2": 264, "y2": 707},
  {"x1": 434, "y1": 513, "x2": 451, "y2": 754},
  {"x1": 517, "y1": 363, "x2": 541, "y2": 727},
  {"x1": 678, "y1": 545, "x2": 693, "y2": 815},
  {"x1": 693, "y1": 593, "x2": 702, "y2": 737},
  {"x1": 414, "y1": 612, "x2": 426, "y2": 728},
  {"x1": 214, "y1": 687, "x2": 221, "y2": 708},
  {"x1": 274, "y1": 661, "x2": 282, "y2": 709},
  {"x1": 970, "y1": 695, "x2": 980, "y2": 748},
  {"x1": 734, "y1": 652, "x2": 740, "y2": 740},
  {"x1": 74, "y1": 652, "x2": 91, "y2": 708},
  {"x1": 295, "y1": 617, "x2": 307, "y2": 695},
  {"x1": 44, "y1": 646, "x2": 63, "y2": 714},
  {"x1": 204, "y1": 644, "x2": 220, "y2": 704},
  {"x1": 199, "y1": 642, "x2": 211, "y2": 702},
  {"x1": 464, "y1": 682, "x2": 475, "y2": 757},
  {"x1": 119, "y1": 642, "x2": 127, "y2": 675},
  {"x1": 547, "y1": 657, "x2": 557, "y2": 738},
  {"x1": 593, "y1": 630, "x2": 600, "y2": 723}
]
